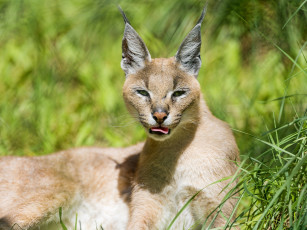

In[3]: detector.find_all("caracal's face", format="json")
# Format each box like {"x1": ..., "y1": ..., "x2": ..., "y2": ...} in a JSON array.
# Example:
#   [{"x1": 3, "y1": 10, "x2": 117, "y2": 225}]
[
  {"x1": 120, "y1": 7, "x2": 204, "y2": 141},
  {"x1": 123, "y1": 57, "x2": 201, "y2": 141}
]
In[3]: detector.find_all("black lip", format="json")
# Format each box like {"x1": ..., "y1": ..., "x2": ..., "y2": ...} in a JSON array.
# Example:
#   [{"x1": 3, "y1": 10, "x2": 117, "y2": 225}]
[{"x1": 149, "y1": 129, "x2": 171, "y2": 135}]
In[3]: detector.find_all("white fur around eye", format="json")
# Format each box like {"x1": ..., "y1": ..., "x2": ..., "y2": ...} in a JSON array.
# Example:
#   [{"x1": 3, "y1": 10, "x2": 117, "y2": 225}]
[
  {"x1": 175, "y1": 94, "x2": 187, "y2": 99},
  {"x1": 136, "y1": 94, "x2": 147, "y2": 99}
]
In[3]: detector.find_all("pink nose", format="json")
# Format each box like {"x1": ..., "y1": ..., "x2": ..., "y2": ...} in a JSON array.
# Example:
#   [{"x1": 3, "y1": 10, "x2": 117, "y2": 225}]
[{"x1": 153, "y1": 112, "x2": 168, "y2": 124}]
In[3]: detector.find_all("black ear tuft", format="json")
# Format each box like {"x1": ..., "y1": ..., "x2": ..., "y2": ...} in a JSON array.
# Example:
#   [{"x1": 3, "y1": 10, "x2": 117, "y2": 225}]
[
  {"x1": 175, "y1": 7, "x2": 207, "y2": 77},
  {"x1": 196, "y1": 5, "x2": 207, "y2": 25},
  {"x1": 119, "y1": 7, "x2": 151, "y2": 76},
  {"x1": 118, "y1": 5, "x2": 130, "y2": 25}
]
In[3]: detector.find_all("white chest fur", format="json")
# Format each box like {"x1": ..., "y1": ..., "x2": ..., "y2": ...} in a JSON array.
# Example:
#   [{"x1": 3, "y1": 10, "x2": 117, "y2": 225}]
[
  {"x1": 152, "y1": 149, "x2": 227, "y2": 230},
  {"x1": 152, "y1": 165, "x2": 203, "y2": 229},
  {"x1": 40, "y1": 193, "x2": 130, "y2": 230}
]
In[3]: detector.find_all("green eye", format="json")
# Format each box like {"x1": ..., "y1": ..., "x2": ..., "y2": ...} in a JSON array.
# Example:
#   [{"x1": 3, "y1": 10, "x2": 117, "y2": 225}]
[
  {"x1": 172, "y1": 90, "x2": 186, "y2": 97},
  {"x1": 137, "y1": 90, "x2": 150, "y2": 97}
]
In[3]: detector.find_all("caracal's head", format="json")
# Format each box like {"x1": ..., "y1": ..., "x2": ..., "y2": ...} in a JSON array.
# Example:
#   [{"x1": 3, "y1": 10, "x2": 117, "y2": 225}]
[{"x1": 119, "y1": 7, "x2": 206, "y2": 141}]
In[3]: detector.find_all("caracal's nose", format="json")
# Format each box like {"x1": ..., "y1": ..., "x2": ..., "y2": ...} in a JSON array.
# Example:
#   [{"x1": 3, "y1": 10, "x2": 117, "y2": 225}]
[{"x1": 152, "y1": 111, "x2": 168, "y2": 124}]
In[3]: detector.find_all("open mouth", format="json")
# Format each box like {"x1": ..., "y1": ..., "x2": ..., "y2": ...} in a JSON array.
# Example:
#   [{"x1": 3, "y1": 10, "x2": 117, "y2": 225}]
[{"x1": 149, "y1": 127, "x2": 170, "y2": 135}]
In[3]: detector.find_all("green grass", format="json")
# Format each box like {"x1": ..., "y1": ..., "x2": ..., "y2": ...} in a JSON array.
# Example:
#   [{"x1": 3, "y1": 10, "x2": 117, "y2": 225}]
[
  {"x1": 228, "y1": 116, "x2": 306, "y2": 229},
  {"x1": 0, "y1": 0, "x2": 306, "y2": 229}
]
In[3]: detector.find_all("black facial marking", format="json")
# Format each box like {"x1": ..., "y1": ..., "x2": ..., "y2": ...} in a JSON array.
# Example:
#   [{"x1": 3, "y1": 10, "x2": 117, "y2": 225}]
[
  {"x1": 173, "y1": 76, "x2": 182, "y2": 89},
  {"x1": 143, "y1": 78, "x2": 149, "y2": 89}
]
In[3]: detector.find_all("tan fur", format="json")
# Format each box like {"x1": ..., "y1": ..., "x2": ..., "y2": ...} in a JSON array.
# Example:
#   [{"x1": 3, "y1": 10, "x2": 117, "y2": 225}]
[
  {"x1": 123, "y1": 58, "x2": 239, "y2": 229},
  {"x1": 0, "y1": 145, "x2": 142, "y2": 229},
  {"x1": 0, "y1": 9, "x2": 239, "y2": 230}
]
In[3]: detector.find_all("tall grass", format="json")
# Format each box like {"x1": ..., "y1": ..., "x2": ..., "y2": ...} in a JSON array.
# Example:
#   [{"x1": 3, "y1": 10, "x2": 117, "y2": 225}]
[
  {"x1": 0, "y1": 0, "x2": 306, "y2": 229},
  {"x1": 233, "y1": 114, "x2": 306, "y2": 229}
]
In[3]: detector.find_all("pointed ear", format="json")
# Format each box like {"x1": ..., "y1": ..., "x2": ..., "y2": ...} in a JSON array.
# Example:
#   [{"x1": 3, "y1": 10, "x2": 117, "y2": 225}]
[
  {"x1": 118, "y1": 6, "x2": 151, "y2": 76},
  {"x1": 175, "y1": 7, "x2": 206, "y2": 77}
]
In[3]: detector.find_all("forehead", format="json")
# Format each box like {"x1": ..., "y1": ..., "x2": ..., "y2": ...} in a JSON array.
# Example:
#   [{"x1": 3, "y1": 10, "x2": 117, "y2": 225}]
[{"x1": 131, "y1": 57, "x2": 191, "y2": 91}]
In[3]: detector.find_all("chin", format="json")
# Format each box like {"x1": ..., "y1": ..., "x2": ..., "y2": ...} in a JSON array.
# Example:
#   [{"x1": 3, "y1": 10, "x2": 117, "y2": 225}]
[
  {"x1": 147, "y1": 132, "x2": 172, "y2": 141},
  {"x1": 146, "y1": 128, "x2": 175, "y2": 141}
]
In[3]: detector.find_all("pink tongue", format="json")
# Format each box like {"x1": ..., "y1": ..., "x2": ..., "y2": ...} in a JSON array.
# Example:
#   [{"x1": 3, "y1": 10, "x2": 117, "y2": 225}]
[{"x1": 151, "y1": 127, "x2": 169, "y2": 134}]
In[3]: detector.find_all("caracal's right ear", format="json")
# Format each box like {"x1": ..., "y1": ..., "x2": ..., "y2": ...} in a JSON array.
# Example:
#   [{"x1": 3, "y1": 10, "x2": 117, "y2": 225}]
[{"x1": 118, "y1": 6, "x2": 151, "y2": 76}]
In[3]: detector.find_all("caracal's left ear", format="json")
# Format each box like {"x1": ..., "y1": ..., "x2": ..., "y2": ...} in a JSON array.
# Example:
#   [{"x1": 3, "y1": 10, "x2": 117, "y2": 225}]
[
  {"x1": 175, "y1": 7, "x2": 206, "y2": 77},
  {"x1": 118, "y1": 6, "x2": 151, "y2": 76}
]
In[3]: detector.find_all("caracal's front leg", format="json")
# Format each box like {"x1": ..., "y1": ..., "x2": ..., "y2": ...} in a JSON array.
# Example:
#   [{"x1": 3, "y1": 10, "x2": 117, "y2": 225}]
[{"x1": 127, "y1": 186, "x2": 162, "y2": 230}]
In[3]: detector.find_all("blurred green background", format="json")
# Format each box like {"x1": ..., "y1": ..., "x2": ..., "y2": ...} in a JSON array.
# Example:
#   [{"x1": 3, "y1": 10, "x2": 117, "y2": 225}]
[
  {"x1": 0, "y1": 1, "x2": 306, "y2": 229},
  {"x1": 0, "y1": 0, "x2": 306, "y2": 156}
]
